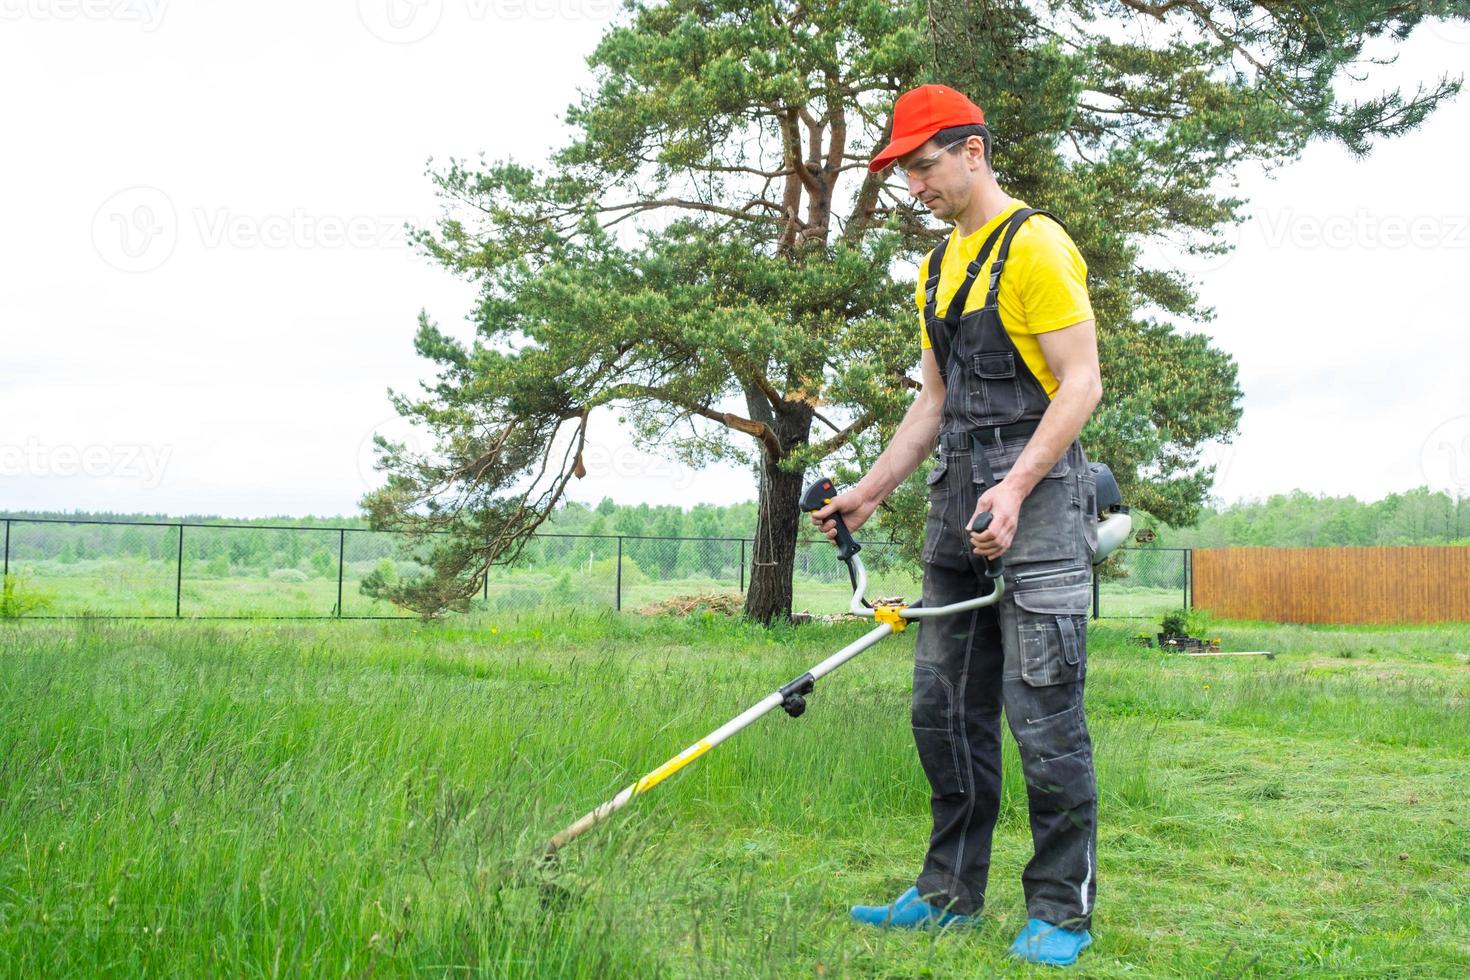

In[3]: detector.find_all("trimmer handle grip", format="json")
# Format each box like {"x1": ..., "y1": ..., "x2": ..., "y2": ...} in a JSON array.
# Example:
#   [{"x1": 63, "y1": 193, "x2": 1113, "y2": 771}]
[
  {"x1": 967, "y1": 512, "x2": 1005, "y2": 579},
  {"x1": 801, "y1": 476, "x2": 862, "y2": 562}
]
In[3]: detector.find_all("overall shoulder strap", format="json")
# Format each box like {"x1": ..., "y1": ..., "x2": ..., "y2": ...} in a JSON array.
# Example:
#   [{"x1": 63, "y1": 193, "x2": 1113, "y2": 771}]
[
  {"x1": 943, "y1": 210, "x2": 1025, "y2": 329},
  {"x1": 921, "y1": 235, "x2": 950, "y2": 324},
  {"x1": 981, "y1": 207, "x2": 1063, "y2": 308}
]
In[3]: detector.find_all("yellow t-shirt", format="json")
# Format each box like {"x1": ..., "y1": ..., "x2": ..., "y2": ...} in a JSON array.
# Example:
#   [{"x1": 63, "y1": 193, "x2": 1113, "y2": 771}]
[{"x1": 915, "y1": 200, "x2": 1093, "y2": 398}]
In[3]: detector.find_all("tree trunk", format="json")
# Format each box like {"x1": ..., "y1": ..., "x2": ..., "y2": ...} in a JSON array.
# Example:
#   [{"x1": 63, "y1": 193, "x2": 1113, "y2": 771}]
[{"x1": 743, "y1": 407, "x2": 814, "y2": 625}]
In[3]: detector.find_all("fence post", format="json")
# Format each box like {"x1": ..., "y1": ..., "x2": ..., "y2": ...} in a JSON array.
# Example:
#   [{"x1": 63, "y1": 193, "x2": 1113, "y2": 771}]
[
  {"x1": 175, "y1": 524, "x2": 184, "y2": 618},
  {"x1": 1092, "y1": 570, "x2": 1100, "y2": 620},
  {"x1": 1185, "y1": 549, "x2": 1193, "y2": 609},
  {"x1": 739, "y1": 538, "x2": 746, "y2": 593},
  {"x1": 336, "y1": 529, "x2": 345, "y2": 618},
  {"x1": 615, "y1": 536, "x2": 623, "y2": 611},
  {"x1": 481, "y1": 533, "x2": 491, "y2": 606},
  {"x1": 3, "y1": 519, "x2": 9, "y2": 578}
]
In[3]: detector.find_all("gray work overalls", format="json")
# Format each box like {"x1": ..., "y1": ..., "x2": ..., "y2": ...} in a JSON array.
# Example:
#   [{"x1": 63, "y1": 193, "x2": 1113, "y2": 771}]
[{"x1": 913, "y1": 206, "x2": 1099, "y2": 930}]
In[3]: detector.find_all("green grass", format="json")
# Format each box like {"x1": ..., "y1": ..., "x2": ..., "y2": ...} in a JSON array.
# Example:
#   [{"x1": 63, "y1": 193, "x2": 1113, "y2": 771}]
[{"x1": 1, "y1": 613, "x2": 1466, "y2": 977}]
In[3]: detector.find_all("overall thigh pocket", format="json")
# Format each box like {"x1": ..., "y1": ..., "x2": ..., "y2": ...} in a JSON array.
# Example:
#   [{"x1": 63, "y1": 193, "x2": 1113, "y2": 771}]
[
  {"x1": 991, "y1": 459, "x2": 1085, "y2": 565},
  {"x1": 1011, "y1": 566, "x2": 1091, "y2": 687}
]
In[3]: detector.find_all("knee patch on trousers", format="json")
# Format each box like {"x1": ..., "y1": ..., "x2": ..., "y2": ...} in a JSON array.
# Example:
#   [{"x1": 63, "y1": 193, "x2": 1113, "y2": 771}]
[
  {"x1": 912, "y1": 664, "x2": 966, "y2": 797},
  {"x1": 1008, "y1": 698, "x2": 1096, "y2": 812}
]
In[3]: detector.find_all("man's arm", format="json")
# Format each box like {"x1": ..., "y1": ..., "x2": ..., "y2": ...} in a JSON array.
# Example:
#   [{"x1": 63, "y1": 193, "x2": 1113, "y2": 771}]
[
  {"x1": 811, "y1": 346, "x2": 946, "y2": 542},
  {"x1": 968, "y1": 317, "x2": 1102, "y2": 558}
]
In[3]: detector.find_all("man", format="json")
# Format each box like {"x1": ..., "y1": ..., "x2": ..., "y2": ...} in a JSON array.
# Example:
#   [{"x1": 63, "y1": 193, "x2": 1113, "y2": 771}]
[{"x1": 810, "y1": 84, "x2": 1103, "y2": 968}]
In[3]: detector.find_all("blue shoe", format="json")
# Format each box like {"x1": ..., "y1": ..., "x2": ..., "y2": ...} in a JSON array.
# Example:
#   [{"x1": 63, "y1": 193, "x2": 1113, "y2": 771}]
[
  {"x1": 849, "y1": 886, "x2": 976, "y2": 929},
  {"x1": 1008, "y1": 917, "x2": 1093, "y2": 966}
]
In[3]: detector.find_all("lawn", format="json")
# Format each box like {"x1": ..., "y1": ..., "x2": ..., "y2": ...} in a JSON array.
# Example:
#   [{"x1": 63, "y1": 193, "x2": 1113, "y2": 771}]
[{"x1": 1, "y1": 612, "x2": 1466, "y2": 977}]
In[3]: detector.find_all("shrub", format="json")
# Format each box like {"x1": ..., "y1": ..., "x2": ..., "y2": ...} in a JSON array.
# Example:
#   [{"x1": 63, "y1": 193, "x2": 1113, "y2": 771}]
[
  {"x1": 1, "y1": 573, "x2": 55, "y2": 619},
  {"x1": 1160, "y1": 609, "x2": 1190, "y2": 636}
]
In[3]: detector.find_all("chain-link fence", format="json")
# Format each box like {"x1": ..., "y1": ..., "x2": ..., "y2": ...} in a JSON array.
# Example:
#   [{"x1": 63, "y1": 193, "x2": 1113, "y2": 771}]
[
  {"x1": 0, "y1": 516, "x2": 1186, "y2": 621},
  {"x1": 1094, "y1": 547, "x2": 1191, "y2": 619}
]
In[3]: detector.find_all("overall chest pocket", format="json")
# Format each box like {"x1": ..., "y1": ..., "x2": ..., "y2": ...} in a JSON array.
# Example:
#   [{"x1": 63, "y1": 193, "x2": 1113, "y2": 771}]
[{"x1": 968, "y1": 350, "x2": 1023, "y2": 425}]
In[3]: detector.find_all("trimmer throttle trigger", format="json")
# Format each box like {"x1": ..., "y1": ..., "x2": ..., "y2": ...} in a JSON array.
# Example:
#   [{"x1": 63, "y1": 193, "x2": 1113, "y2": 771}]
[
  {"x1": 800, "y1": 476, "x2": 862, "y2": 562},
  {"x1": 967, "y1": 511, "x2": 1005, "y2": 579}
]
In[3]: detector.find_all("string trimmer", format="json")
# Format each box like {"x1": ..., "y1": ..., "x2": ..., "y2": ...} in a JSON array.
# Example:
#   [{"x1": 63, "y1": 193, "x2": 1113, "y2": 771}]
[{"x1": 544, "y1": 470, "x2": 1131, "y2": 862}]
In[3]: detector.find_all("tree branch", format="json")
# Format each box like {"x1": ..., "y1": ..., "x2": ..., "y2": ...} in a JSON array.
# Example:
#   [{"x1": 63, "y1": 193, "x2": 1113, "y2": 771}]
[
  {"x1": 810, "y1": 411, "x2": 875, "y2": 458},
  {"x1": 599, "y1": 383, "x2": 784, "y2": 458}
]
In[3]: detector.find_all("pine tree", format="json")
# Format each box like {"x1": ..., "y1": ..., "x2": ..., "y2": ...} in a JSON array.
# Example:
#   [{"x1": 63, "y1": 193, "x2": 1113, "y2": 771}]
[{"x1": 364, "y1": 0, "x2": 1465, "y2": 621}]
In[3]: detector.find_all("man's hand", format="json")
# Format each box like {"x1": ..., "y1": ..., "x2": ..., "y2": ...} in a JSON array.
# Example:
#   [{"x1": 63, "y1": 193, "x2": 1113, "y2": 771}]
[
  {"x1": 969, "y1": 480, "x2": 1027, "y2": 558},
  {"x1": 810, "y1": 488, "x2": 880, "y2": 545}
]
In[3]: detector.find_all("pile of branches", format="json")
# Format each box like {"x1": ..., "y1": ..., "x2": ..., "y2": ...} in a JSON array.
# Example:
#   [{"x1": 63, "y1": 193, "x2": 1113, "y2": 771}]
[{"x1": 636, "y1": 592, "x2": 747, "y2": 617}]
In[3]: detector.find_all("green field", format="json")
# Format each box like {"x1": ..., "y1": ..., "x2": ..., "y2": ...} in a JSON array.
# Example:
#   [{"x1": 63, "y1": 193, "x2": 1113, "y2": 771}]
[
  {"x1": 2, "y1": 612, "x2": 1466, "y2": 977},
  {"x1": 4, "y1": 555, "x2": 1177, "y2": 620}
]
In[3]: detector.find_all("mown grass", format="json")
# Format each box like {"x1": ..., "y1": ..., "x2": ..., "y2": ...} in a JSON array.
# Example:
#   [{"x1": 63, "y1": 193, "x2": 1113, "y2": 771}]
[{"x1": 1, "y1": 612, "x2": 1466, "y2": 977}]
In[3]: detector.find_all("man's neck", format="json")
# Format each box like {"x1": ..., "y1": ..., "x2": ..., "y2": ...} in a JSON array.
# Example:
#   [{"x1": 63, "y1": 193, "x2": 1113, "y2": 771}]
[{"x1": 953, "y1": 181, "x2": 1015, "y2": 238}]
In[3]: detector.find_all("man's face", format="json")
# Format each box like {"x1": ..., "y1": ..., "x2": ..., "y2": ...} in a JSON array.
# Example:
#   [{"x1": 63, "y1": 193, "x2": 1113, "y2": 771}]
[{"x1": 896, "y1": 136, "x2": 979, "y2": 219}]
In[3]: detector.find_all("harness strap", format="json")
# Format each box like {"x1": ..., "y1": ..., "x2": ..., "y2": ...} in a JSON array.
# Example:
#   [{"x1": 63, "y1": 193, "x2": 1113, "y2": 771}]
[
  {"x1": 980, "y1": 208, "x2": 1065, "y2": 310},
  {"x1": 923, "y1": 216, "x2": 1014, "y2": 334},
  {"x1": 945, "y1": 210, "x2": 1028, "y2": 329}
]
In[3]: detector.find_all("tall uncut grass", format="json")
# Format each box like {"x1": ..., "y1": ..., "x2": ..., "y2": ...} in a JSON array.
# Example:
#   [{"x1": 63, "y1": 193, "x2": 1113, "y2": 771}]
[{"x1": 1, "y1": 612, "x2": 1466, "y2": 977}]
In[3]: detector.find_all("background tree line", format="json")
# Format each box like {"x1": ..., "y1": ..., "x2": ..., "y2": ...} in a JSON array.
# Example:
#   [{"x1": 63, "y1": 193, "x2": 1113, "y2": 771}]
[{"x1": 10, "y1": 483, "x2": 1469, "y2": 556}]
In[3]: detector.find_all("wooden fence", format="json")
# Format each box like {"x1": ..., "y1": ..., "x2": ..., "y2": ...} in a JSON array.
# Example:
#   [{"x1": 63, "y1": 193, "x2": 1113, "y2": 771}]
[{"x1": 1191, "y1": 547, "x2": 1470, "y2": 624}]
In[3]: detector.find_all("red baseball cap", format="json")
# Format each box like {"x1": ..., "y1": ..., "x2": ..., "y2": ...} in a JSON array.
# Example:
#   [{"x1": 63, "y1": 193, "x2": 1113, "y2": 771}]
[{"x1": 868, "y1": 84, "x2": 986, "y2": 173}]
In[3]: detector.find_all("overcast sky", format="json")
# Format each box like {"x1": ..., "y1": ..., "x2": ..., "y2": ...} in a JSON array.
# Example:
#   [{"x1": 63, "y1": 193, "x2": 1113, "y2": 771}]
[{"x1": 3, "y1": 3, "x2": 1468, "y2": 520}]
